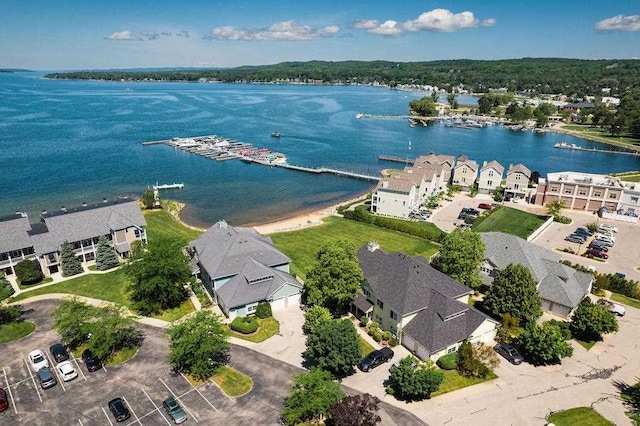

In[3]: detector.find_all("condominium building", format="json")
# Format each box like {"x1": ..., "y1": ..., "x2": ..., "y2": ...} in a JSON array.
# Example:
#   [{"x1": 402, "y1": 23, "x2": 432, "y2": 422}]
[
  {"x1": 535, "y1": 172, "x2": 623, "y2": 212},
  {"x1": 504, "y1": 163, "x2": 532, "y2": 200},
  {"x1": 477, "y1": 161, "x2": 504, "y2": 194},
  {"x1": 452, "y1": 156, "x2": 479, "y2": 191}
]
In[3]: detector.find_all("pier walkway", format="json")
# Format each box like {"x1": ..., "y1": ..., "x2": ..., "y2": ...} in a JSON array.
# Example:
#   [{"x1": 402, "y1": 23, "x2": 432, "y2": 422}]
[
  {"x1": 554, "y1": 142, "x2": 640, "y2": 157},
  {"x1": 242, "y1": 157, "x2": 380, "y2": 182},
  {"x1": 377, "y1": 155, "x2": 415, "y2": 165}
]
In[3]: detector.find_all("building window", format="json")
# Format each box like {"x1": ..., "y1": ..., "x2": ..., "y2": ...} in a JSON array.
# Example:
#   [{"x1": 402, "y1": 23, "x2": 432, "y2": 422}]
[
  {"x1": 593, "y1": 191, "x2": 602, "y2": 197},
  {"x1": 578, "y1": 189, "x2": 587, "y2": 196},
  {"x1": 609, "y1": 193, "x2": 618, "y2": 199},
  {"x1": 363, "y1": 288, "x2": 371, "y2": 298},
  {"x1": 9, "y1": 250, "x2": 22, "y2": 258},
  {"x1": 631, "y1": 197, "x2": 639, "y2": 204},
  {"x1": 488, "y1": 170, "x2": 494, "y2": 177},
  {"x1": 550, "y1": 186, "x2": 559, "y2": 193},
  {"x1": 515, "y1": 174, "x2": 521, "y2": 180},
  {"x1": 514, "y1": 183, "x2": 519, "y2": 189},
  {"x1": 462, "y1": 168, "x2": 467, "y2": 174},
  {"x1": 134, "y1": 228, "x2": 141, "y2": 238},
  {"x1": 487, "y1": 180, "x2": 493, "y2": 187},
  {"x1": 390, "y1": 326, "x2": 397, "y2": 337},
  {"x1": 377, "y1": 300, "x2": 384, "y2": 310},
  {"x1": 247, "y1": 304, "x2": 257, "y2": 313},
  {"x1": 564, "y1": 188, "x2": 573, "y2": 195},
  {"x1": 375, "y1": 315, "x2": 382, "y2": 324},
  {"x1": 447, "y1": 346, "x2": 457, "y2": 354},
  {"x1": 390, "y1": 310, "x2": 398, "y2": 321},
  {"x1": 47, "y1": 253, "x2": 56, "y2": 263}
]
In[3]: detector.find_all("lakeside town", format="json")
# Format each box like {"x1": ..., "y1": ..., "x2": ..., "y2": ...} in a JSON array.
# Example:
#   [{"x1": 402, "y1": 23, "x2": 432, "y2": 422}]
[{"x1": 4, "y1": 3, "x2": 640, "y2": 426}]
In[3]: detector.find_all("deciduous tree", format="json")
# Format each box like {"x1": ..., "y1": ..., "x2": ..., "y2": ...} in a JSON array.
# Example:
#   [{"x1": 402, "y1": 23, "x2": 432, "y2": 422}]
[
  {"x1": 517, "y1": 321, "x2": 573, "y2": 365},
  {"x1": 167, "y1": 311, "x2": 229, "y2": 381},
  {"x1": 546, "y1": 199, "x2": 567, "y2": 220},
  {"x1": 282, "y1": 369, "x2": 345, "y2": 425},
  {"x1": 328, "y1": 394, "x2": 381, "y2": 426},
  {"x1": 409, "y1": 97, "x2": 438, "y2": 116},
  {"x1": 303, "y1": 305, "x2": 332, "y2": 335},
  {"x1": 388, "y1": 356, "x2": 443, "y2": 401},
  {"x1": 458, "y1": 341, "x2": 499, "y2": 378},
  {"x1": 570, "y1": 298, "x2": 618, "y2": 342},
  {"x1": 483, "y1": 264, "x2": 542, "y2": 325},
  {"x1": 304, "y1": 319, "x2": 362, "y2": 377},
  {"x1": 95, "y1": 236, "x2": 119, "y2": 271},
  {"x1": 15, "y1": 259, "x2": 43, "y2": 285},
  {"x1": 304, "y1": 240, "x2": 364, "y2": 315},
  {"x1": 431, "y1": 229, "x2": 485, "y2": 289},
  {"x1": 141, "y1": 188, "x2": 157, "y2": 209}
]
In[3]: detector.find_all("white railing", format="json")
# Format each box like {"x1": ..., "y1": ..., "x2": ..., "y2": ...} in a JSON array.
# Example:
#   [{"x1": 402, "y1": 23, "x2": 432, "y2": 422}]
[{"x1": 527, "y1": 216, "x2": 555, "y2": 242}]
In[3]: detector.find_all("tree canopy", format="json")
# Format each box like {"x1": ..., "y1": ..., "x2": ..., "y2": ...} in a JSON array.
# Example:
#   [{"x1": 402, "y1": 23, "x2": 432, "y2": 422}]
[
  {"x1": 141, "y1": 189, "x2": 157, "y2": 210},
  {"x1": 304, "y1": 240, "x2": 364, "y2": 315},
  {"x1": 328, "y1": 394, "x2": 381, "y2": 426},
  {"x1": 432, "y1": 229, "x2": 485, "y2": 289},
  {"x1": 95, "y1": 236, "x2": 119, "y2": 271},
  {"x1": 60, "y1": 240, "x2": 84, "y2": 277},
  {"x1": 167, "y1": 310, "x2": 229, "y2": 381},
  {"x1": 409, "y1": 97, "x2": 438, "y2": 116},
  {"x1": 570, "y1": 298, "x2": 618, "y2": 342},
  {"x1": 15, "y1": 259, "x2": 43, "y2": 285},
  {"x1": 124, "y1": 236, "x2": 190, "y2": 315},
  {"x1": 483, "y1": 263, "x2": 542, "y2": 325},
  {"x1": 304, "y1": 318, "x2": 362, "y2": 377},
  {"x1": 282, "y1": 368, "x2": 345, "y2": 426},
  {"x1": 303, "y1": 305, "x2": 333, "y2": 335},
  {"x1": 517, "y1": 321, "x2": 573, "y2": 365},
  {"x1": 388, "y1": 356, "x2": 443, "y2": 401}
]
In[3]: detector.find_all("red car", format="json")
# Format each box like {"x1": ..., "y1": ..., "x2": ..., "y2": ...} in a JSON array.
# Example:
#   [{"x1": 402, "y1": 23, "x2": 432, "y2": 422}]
[
  {"x1": 478, "y1": 203, "x2": 493, "y2": 210},
  {"x1": 585, "y1": 248, "x2": 608, "y2": 259},
  {"x1": 0, "y1": 388, "x2": 8, "y2": 412}
]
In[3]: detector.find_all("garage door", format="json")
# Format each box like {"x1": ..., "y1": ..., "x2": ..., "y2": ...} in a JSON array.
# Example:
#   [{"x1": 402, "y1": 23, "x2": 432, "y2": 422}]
[
  {"x1": 286, "y1": 293, "x2": 301, "y2": 307},
  {"x1": 271, "y1": 297, "x2": 286, "y2": 310}
]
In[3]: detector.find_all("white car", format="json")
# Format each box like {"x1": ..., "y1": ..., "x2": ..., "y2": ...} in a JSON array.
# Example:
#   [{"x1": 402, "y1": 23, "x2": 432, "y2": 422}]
[
  {"x1": 599, "y1": 224, "x2": 618, "y2": 233},
  {"x1": 598, "y1": 299, "x2": 626, "y2": 316},
  {"x1": 56, "y1": 361, "x2": 78, "y2": 382},
  {"x1": 595, "y1": 233, "x2": 615, "y2": 244},
  {"x1": 28, "y1": 350, "x2": 49, "y2": 372}
]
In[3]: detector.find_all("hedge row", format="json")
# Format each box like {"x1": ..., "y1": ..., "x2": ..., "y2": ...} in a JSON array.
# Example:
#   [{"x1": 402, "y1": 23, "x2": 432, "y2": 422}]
[
  {"x1": 341, "y1": 206, "x2": 446, "y2": 243},
  {"x1": 560, "y1": 260, "x2": 640, "y2": 300},
  {"x1": 230, "y1": 316, "x2": 259, "y2": 334}
]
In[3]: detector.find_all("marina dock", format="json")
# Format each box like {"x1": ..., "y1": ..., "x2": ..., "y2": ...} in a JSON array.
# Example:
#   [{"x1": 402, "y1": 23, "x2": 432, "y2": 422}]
[
  {"x1": 554, "y1": 142, "x2": 640, "y2": 157},
  {"x1": 378, "y1": 155, "x2": 415, "y2": 165},
  {"x1": 153, "y1": 183, "x2": 184, "y2": 190}
]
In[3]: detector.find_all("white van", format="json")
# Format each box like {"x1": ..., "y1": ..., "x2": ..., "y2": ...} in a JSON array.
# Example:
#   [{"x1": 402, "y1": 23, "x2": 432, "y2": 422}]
[{"x1": 595, "y1": 234, "x2": 615, "y2": 245}]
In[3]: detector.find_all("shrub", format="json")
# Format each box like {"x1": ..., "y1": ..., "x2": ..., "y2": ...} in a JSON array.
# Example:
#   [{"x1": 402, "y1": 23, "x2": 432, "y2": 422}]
[
  {"x1": 388, "y1": 338, "x2": 398, "y2": 347},
  {"x1": 0, "y1": 305, "x2": 21, "y2": 325},
  {"x1": 585, "y1": 222, "x2": 599, "y2": 233},
  {"x1": 230, "y1": 316, "x2": 258, "y2": 334},
  {"x1": 436, "y1": 353, "x2": 459, "y2": 370},
  {"x1": 359, "y1": 315, "x2": 369, "y2": 327},
  {"x1": 382, "y1": 331, "x2": 391, "y2": 341},
  {"x1": 0, "y1": 277, "x2": 14, "y2": 301},
  {"x1": 15, "y1": 259, "x2": 43, "y2": 285},
  {"x1": 255, "y1": 302, "x2": 272, "y2": 319},
  {"x1": 554, "y1": 216, "x2": 572, "y2": 224},
  {"x1": 367, "y1": 321, "x2": 379, "y2": 336},
  {"x1": 372, "y1": 330, "x2": 382, "y2": 342}
]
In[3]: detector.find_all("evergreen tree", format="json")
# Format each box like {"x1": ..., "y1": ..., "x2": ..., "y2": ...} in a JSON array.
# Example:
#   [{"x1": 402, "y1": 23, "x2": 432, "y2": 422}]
[
  {"x1": 60, "y1": 240, "x2": 83, "y2": 277},
  {"x1": 95, "y1": 236, "x2": 119, "y2": 271}
]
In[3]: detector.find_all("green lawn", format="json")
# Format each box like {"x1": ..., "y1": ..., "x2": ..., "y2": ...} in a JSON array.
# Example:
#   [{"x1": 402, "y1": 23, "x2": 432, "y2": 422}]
[
  {"x1": 17, "y1": 277, "x2": 53, "y2": 291},
  {"x1": 561, "y1": 124, "x2": 640, "y2": 147},
  {"x1": 547, "y1": 407, "x2": 614, "y2": 426},
  {"x1": 213, "y1": 366, "x2": 253, "y2": 397},
  {"x1": 612, "y1": 171, "x2": 640, "y2": 182},
  {"x1": 611, "y1": 293, "x2": 640, "y2": 310},
  {"x1": 271, "y1": 217, "x2": 439, "y2": 278},
  {"x1": 229, "y1": 317, "x2": 280, "y2": 343},
  {"x1": 431, "y1": 369, "x2": 497, "y2": 397},
  {"x1": 0, "y1": 321, "x2": 36, "y2": 344},
  {"x1": 144, "y1": 208, "x2": 203, "y2": 245},
  {"x1": 12, "y1": 269, "x2": 132, "y2": 307},
  {"x1": 472, "y1": 206, "x2": 547, "y2": 239},
  {"x1": 105, "y1": 347, "x2": 138, "y2": 366},
  {"x1": 151, "y1": 299, "x2": 196, "y2": 322},
  {"x1": 575, "y1": 339, "x2": 596, "y2": 350},
  {"x1": 359, "y1": 335, "x2": 376, "y2": 356}
]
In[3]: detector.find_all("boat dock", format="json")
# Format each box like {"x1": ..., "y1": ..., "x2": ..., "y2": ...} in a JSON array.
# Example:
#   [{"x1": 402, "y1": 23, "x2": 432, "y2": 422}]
[
  {"x1": 554, "y1": 142, "x2": 640, "y2": 157},
  {"x1": 378, "y1": 155, "x2": 415, "y2": 165},
  {"x1": 153, "y1": 183, "x2": 184, "y2": 190},
  {"x1": 242, "y1": 157, "x2": 380, "y2": 182}
]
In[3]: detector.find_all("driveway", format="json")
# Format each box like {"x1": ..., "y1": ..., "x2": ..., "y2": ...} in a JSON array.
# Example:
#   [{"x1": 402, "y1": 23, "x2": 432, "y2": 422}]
[{"x1": 429, "y1": 193, "x2": 495, "y2": 232}]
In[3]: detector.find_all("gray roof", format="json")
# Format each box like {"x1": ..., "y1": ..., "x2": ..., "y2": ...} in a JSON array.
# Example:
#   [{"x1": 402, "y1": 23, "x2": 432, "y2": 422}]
[
  {"x1": 31, "y1": 200, "x2": 146, "y2": 255},
  {"x1": 190, "y1": 221, "x2": 290, "y2": 280},
  {"x1": 0, "y1": 215, "x2": 33, "y2": 253},
  {"x1": 216, "y1": 258, "x2": 301, "y2": 309},
  {"x1": 352, "y1": 292, "x2": 374, "y2": 313},
  {"x1": 507, "y1": 163, "x2": 531, "y2": 178},
  {"x1": 403, "y1": 290, "x2": 494, "y2": 355},
  {"x1": 481, "y1": 232, "x2": 592, "y2": 309},
  {"x1": 357, "y1": 246, "x2": 471, "y2": 316},
  {"x1": 481, "y1": 160, "x2": 504, "y2": 174}
]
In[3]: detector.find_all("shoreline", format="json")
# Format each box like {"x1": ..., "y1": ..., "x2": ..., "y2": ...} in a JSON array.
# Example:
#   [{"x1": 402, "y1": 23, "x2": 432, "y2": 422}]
[{"x1": 549, "y1": 124, "x2": 640, "y2": 153}]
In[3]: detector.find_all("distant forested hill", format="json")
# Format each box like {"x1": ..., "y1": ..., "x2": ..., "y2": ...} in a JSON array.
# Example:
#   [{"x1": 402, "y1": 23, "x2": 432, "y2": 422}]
[{"x1": 44, "y1": 58, "x2": 640, "y2": 95}]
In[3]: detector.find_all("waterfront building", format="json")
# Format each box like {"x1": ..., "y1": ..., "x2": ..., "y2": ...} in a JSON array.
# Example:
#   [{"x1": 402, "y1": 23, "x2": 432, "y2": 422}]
[
  {"x1": 451, "y1": 156, "x2": 479, "y2": 191},
  {"x1": 0, "y1": 198, "x2": 146, "y2": 277},
  {"x1": 504, "y1": 163, "x2": 532, "y2": 201},
  {"x1": 187, "y1": 221, "x2": 301, "y2": 319},
  {"x1": 477, "y1": 161, "x2": 504, "y2": 194},
  {"x1": 414, "y1": 153, "x2": 455, "y2": 183},
  {"x1": 535, "y1": 171, "x2": 623, "y2": 212},
  {"x1": 619, "y1": 181, "x2": 640, "y2": 215}
]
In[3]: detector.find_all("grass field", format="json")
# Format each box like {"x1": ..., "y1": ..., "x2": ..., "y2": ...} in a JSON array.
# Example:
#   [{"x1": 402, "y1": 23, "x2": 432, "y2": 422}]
[
  {"x1": 213, "y1": 366, "x2": 253, "y2": 397},
  {"x1": 611, "y1": 292, "x2": 640, "y2": 310},
  {"x1": 472, "y1": 206, "x2": 547, "y2": 239},
  {"x1": 359, "y1": 335, "x2": 376, "y2": 357},
  {"x1": 270, "y1": 217, "x2": 439, "y2": 278},
  {"x1": 229, "y1": 317, "x2": 280, "y2": 343},
  {"x1": 151, "y1": 299, "x2": 196, "y2": 322},
  {"x1": 0, "y1": 321, "x2": 36, "y2": 344},
  {"x1": 561, "y1": 124, "x2": 640, "y2": 147},
  {"x1": 612, "y1": 171, "x2": 640, "y2": 182},
  {"x1": 432, "y1": 369, "x2": 497, "y2": 397},
  {"x1": 17, "y1": 277, "x2": 53, "y2": 291},
  {"x1": 144, "y1": 208, "x2": 203, "y2": 245},
  {"x1": 547, "y1": 407, "x2": 614, "y2": 426}
]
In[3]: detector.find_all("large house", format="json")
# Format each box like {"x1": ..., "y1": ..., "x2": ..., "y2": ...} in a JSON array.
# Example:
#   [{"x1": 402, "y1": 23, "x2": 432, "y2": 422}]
[
  {"x1": 188, "y1": 221, "x2": 302, "y2": 319},
  {"x1": 477, "y1": 161, "x2": 504, "y2": 194},
  {"x1": 451, "y1": 156, "x2": 479, "y2": 191},
  {"x1": 355, "y1": 243, "x2": 498, "y2": 362},
  {"x1": 480, "y1": 232, "x2": 593, "y2": 318},
  {"x1": 504, "y1": 163, "x2": 531, "y2": 201},
  {"x1": 0, "y1": 198, "x2": 147, "y2": 277}
]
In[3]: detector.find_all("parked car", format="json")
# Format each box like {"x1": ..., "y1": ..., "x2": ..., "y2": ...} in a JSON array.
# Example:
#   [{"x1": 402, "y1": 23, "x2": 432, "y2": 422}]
[
  {"x1": 358, "y1": 347, "x2": 394, "y2": 372},
  {"x1": 495, "y1": 343, "x2": 524, "y2": 365},
  {"x1": 597, "y1": 299, "x2": 626, "y2": 316},
  {"x1": 458, "y1": 212, "x2": 476, "y2": 220},
  {"x1": 56, "y1": 361, "x2": 78, "y2": 382},
  {"x1": 599, "y1": 224, "x2": 618, "y2": 233},
  {"x1": 28, "y1": 350, "x2": 49, "y2": 372},
  {"x1": 36, "y1": 367, "x2": 57, "y2": 389},
  {"x1": 478, "y1": 203, "x2": 493, "y2": 210},
  {"x1": 585, "y1": 248, "x2": 608, "y2": 259},
  {"x1": 458, "y1": 223, "x2": 473, "y2": 230},
  {"x1": 108, "y1": 398, "x2": 131, "y2": 423},
  {"x1": 462, "y1": 208, "x2": 480, "y2": 216},
  {"x1": 81, "y1": 349, "x2": 102, "y2": 372},
  {"x1": 588, "y1": 242, "x2": 609, "y2": 252},
  {"x1": 594, "y1": 235, "x2": 615, "y2": 245},
  {"x1": 49, "y1": 343, "x2": 69, "y2": 363},
  {"x1": 573, "y1": 228, "x2": 593, "y2": 237},
  {"x1": 0, "y1": 388, "x2": 8, "y2": 412},
  {"x1": 564, "y1": 235, "x2": 586, "y2": 244},
  {"x1": 163, "y1": 396, "x2": 188, "y2": 424}
]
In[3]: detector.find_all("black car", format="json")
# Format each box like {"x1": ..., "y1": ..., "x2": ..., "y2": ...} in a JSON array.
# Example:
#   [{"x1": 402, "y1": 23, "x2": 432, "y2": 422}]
[
  {"x1": 462, "y1": 208, "x2": 480, "y2": 216},
  {"x1": 82, "y1": 349, "x2": 102, "y2": 372},
  {"x1": 358, "y1": 347, "x2": 394, "y2": 372},
  {"x1": 574, "y1": 227, "x2": 593, "y2": 237},
  {"x1": 588, "y1": 242, "x2": 609, "y2": 252},
  {"x1": 49, "y1": 343, "x2": 69, "y2": 363},
  {"x1": 108, "y1": 398, "x2": 131, "y2": 423},
  {"x1": 495, "y1": 344, "x2": 524, "y2": 365},
  {"x1": 458, "y1": 212, "x2": 476, "y2": 221},
  {"x1": 36, "y1": 367, "x2": 57, "y2": 389}
]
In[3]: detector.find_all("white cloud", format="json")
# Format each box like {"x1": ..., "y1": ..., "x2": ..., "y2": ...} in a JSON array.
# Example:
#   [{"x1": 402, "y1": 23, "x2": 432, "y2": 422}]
[
  {"x1": 353, "y1": 19, "x2": 380, "y2": 30},
  {"x1": 176, "y1": 30, "x2": 190, "y2": 38},
  {"x1": 106, "y1": 30, "x2": 139, "y2": 41},
  {"x1": 403, "y1": 9, "x2": 484, "y2": 32},
  {"x1": 369, "y1": 20, "x2": 402, "y2": 36},
  {"x1": 481, "y1": 18, "x2": 496, "y2": 28},
  {"x1": 105, "y1": 30, "x2": 190, "y2": 41},
  {"x1": 596, "y1": 15, "x2": 640, "y2": 32},
  {"x1": 207, "y1": 20, "x2": 340, "y2": 41}
]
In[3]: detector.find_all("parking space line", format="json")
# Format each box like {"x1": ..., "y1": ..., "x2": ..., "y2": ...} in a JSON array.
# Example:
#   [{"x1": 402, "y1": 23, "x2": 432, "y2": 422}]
[
  {"x1": 102, "y1": 407, "x2": 114, "y2": 426},
  {"x1": 3, "y1": 367, "x2": 18, "y2": 415},
  {"x1": 141, "y1": 387, "x2": 171, "y2": 425},
  {"x1": 122, "y1": 396, "x2": 142, "y2": 425},
  {"x1": 71, "y1": 355, "x2": 87, "y2": 381},
  {"x1": 23, "y1": 359, "x2": 42, "y2": 403},
  {"x1": 180, "y1": 372, "x2": 217, "y2": 411},
  {"x1": 78, "y1": 419, "x2": 83, "y2": 425},
  {"x1": 44, "y1": 353, "x2": 66, "y2": 392},
  {"x1": 159, "y1": 378, "x2": 199, "y2": 423}
]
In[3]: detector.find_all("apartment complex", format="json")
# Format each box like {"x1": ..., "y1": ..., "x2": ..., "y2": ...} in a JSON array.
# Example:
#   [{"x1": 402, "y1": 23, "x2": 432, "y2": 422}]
[
  {"x1": 452, "y1": 156, "x2": 479, "y2": 191},
  {"x1": 535, "y1": 172, "x2": 625, "y2": 212},
  {"x1": 504, "y1": 163, "x2": 532, "y2": 200},
  {"x1": 477, "y1": 161, "x2": 504, "y2": 194},
  {"x1": 0, "y1": 198, "x2": 147, "y2": 277}
]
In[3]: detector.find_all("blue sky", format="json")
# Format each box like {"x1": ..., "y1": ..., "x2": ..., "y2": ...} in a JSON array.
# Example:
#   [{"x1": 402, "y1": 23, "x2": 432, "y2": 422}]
[{"x1": 1, "y1": 1, "x2": 639, "y2": 70}]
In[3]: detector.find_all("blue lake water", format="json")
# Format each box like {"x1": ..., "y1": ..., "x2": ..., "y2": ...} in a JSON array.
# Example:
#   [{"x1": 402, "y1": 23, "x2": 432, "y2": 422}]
[{"x1": 1, "y1": 72, "x2": 639, "y2": 227}]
